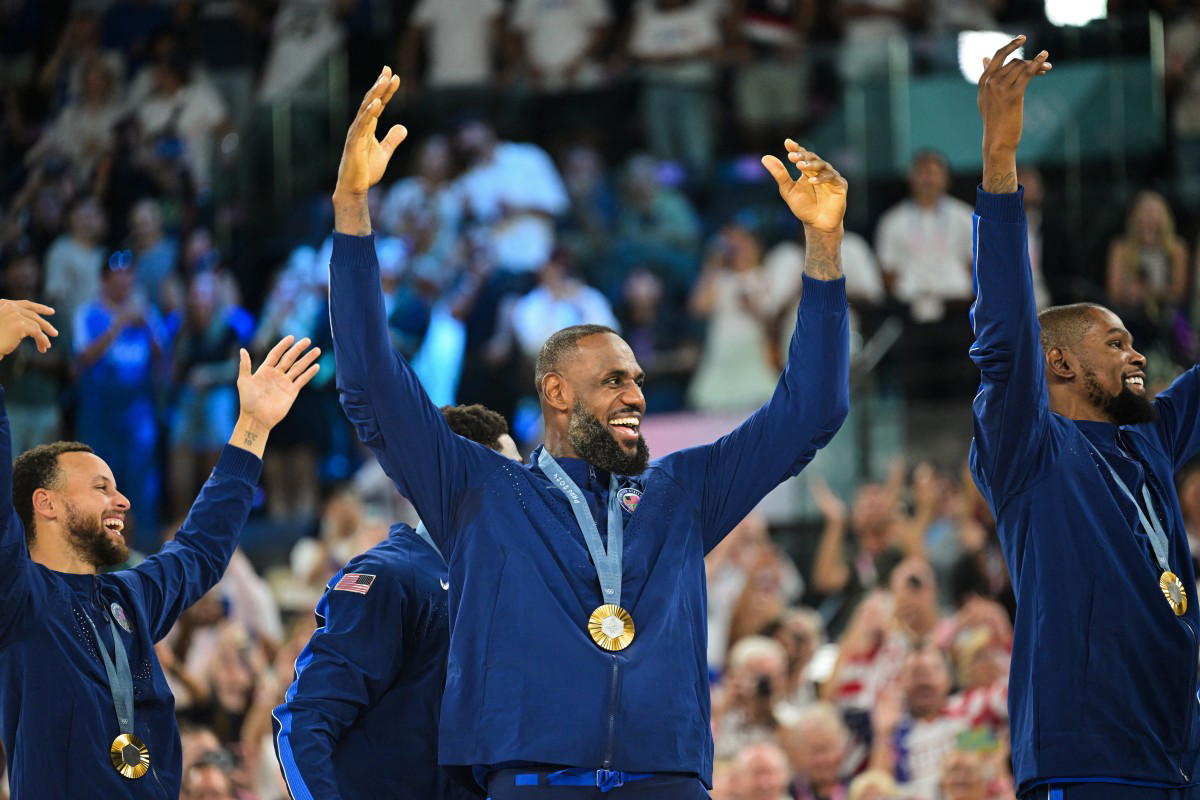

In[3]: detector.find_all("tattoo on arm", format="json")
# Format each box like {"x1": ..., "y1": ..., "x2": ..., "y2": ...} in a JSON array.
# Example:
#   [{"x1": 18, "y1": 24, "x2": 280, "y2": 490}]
[
  {"x1": 804, "y1": 235, "x2": 844, "y2": 280},
  {"x1": 241, "y1": 431, "x2": 259, "y2": 449},
  {"x1": 982, "y1": 171, "x2": 1018, "y2": 194}
]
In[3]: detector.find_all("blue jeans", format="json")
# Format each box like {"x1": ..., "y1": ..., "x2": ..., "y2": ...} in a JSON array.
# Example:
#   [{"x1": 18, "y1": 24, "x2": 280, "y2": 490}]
[{"x1": 487, "y1": 769, "x2": 709, "y2": 799}]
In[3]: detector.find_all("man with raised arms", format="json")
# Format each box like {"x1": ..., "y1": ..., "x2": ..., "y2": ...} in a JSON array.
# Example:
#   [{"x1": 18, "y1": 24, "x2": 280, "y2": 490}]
[
  {"x1": 969, "y1": 36, "x2": 1200, "y2": 799},
  {"x1": 328, "y1": 67, "x2": 849, "y2": 798}
]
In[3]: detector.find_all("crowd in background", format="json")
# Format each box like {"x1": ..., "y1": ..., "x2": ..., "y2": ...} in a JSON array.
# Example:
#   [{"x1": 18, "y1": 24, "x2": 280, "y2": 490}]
[{"x1": 3, "y1": 1, "x2": 1200, "y2": 799}]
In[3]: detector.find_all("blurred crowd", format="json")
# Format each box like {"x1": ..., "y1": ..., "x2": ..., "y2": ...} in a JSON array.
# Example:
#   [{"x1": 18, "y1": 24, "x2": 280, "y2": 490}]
[{"x1": 3, "y1": 1, "x2": 1200, "y2": 799}]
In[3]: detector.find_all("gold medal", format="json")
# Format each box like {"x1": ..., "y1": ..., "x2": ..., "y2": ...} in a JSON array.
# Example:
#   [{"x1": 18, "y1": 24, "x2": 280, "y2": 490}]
[
  {"x1": 110, "y1": 733, "x2": 150, "y2": 779},
  {"x1": 588, "y1": 604, "x2": 635, "y2": 651},
  {"x1": 1161, "y1": 571, "x2": 1188, "y2": 616}
]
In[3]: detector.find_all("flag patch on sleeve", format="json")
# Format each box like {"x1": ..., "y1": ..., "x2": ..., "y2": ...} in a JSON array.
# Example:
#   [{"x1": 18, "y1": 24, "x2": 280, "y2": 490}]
[{"x1": 333, "y1": 573, "x2": 376, "y2": 595}]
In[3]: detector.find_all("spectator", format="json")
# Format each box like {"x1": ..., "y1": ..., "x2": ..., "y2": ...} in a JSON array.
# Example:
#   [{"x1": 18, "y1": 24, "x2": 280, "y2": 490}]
[
  {"x1": 869, "y1": 645, "x2": 963, "y2": 800},
  {"x1": 377, "y1": 134, "x2": 463, "y2": 267},
  {"x1": 0, "y1": 250, "x2": 66, "y2": 452},
  {"x1": 25, "y1": 54, "x2": 123, "y2": 179},
  {"x1": 1166, "y1": 6, "x2": 1200, "y2": 209},
  {"x1": 507, "y1": 247, "x2": 620, "y2": 361},
  {"x1": 735, "y1": 740, "x2": 794, "y2": 800},
  {"x1": 128, "y1": 197, "x2": 178, "y2": 311},
  {"x1": 44, "y1": 195, "x2": 107, "y2": 328},
  {"x1": 876, "y1": 150, "x2": 975, "y2": 397},
  {"x1": 835, "y1": 0, "x2": 922, "y2": 84},
  {"x1": 73, "y1": 252, "x2": 167, "y2": 549},
  {"x1": 1018, "y1": 164, "x2": 1074, "y2": 307},
  {"x1": 688, "y1": 222, "x2": 779, "y2": 412},
  {"x1": 168, "y1": 270, "x2": 242, "y2": 518},
  {"x1": 781, "y1": 703, "x2": 850, "y2": 800},
  {"x1": 938, "y1": 749, "x2": 988, "y2": 800},
  {"x1": 181, "y1": 755, "x2": 238, "y2": 800},
  {"x1": 257, "y1": 0, "x2": 346, "y2": 102},
  {"x1": 96, "y1": 115, "x2": 195, "y2": 248},
  {"x1": 400, "y1": 0, "x2": 504, "y2": 94},
  {"x1": 559, "y1": 144, "x2": 619, "y2": 270},
  {"x1": 508, "y1": 0, "x2": 612, "y2": 92},
  {"x1": 616, "y1": 266, "x2": 699, "y2": 412},
  {"x1": 762, "y1": 607, "x2": 824, "y2": 707},
  {"x1": 846, "y1": 770, "x2": 899, "y2": 800},
  {"x1": 133, "y1": 52, "x2": 232, "y2": 197},
  {"x1": 625, "y1": 0, "x2": 726, "y2": 180},
  {"x1": 713, "y1": 636, "x2": 793, "y2": 759},
  {"x1": 707, "y1": 512, "x2": 776, "y2": 672},
  {"x1": 1104, "y1": 190, "x2": 1189, "y2": 363},
  {"x1": 729, "y1": 0, "x2": 816, "y2": 150}
]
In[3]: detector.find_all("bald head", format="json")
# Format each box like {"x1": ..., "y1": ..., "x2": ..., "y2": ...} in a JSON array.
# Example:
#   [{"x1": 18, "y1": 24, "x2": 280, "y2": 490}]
[{"x1": 1037, "y1": 303, "x2": 1107, "y2": 355}]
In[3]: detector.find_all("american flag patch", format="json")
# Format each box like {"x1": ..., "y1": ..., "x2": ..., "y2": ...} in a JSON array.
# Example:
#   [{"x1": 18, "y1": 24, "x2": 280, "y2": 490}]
[{"x1": 333, "y1": 573, "x2": 376, "y2": 594}]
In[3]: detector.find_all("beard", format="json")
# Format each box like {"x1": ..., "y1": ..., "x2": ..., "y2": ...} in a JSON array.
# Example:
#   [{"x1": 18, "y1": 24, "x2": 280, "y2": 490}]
[
  {"x1": 567, "y1": 400, "x2": 650, "y2": 476},
  {"x1": 1083, "y1": 369, "x2": 1159, "y2": 425},
  {"x1": 64, "y1": 502, "x2": 129, "y2": 568}
]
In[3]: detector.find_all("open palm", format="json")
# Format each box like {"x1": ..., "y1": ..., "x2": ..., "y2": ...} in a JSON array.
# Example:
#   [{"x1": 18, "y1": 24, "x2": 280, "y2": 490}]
[
  {"x1": 761, "y1": 141, "x2": 847, "y2": 233},
  {"x1": 336, "y1": 66, "x2": 408, "y2": 195},
  {"x1": 237, "y1": 336, "x2": 321, "y2": 429}
]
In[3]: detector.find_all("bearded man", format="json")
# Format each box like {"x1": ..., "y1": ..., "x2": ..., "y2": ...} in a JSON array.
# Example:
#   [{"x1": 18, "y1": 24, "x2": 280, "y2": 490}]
[
  {"x1": 0, "y1": 300, "x2": 320, "y2": 800},
  {"x1": 328, "y1": 67, "x2": 849, "y2": 799},
  {"x1": 970, "y1": 36, "x2": 1200, "y2": 799}
]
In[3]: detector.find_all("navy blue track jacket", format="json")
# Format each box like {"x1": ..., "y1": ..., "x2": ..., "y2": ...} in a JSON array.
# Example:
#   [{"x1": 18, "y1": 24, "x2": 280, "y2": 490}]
[
  {"x1": 329, "y1": 233, "x2": 850, "y2": 786},
  {"x1": 272, "y1": 523, "x2": 477, "y2": 800},
  {"x1": 0, "y1": 386, "x2": 262, "y2": 799},
  {"x1": 968, "y1": 188, "x2": 1200, "y2": 792}
]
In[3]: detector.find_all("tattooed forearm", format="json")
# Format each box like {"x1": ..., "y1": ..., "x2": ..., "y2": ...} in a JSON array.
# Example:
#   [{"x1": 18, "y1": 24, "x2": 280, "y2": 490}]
[
  {"x1": 804, "y1": 229, "x2": 844, "y2": 280},
  {"x1": 241, "y1": 430, "x2": 259, "y2": 449},
  {"x1": 982, "y1": 171, "x2": 1018, "y2": 194},
  {"x1": 332, "y1": 192, "x2": 372, "y2": 236}
]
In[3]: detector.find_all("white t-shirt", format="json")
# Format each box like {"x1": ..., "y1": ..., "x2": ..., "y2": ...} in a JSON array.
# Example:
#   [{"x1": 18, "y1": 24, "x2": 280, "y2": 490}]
[
  {"x1": 512, "y1": 0, "x2": 611, "y2": 85},
  {"x1": 511, "y1": 282, "x2": 620, "y2": 358},
  {"x1": 135, "y1": 82, "x2": 228, "y2": 191},
  {"x1": 875, "y1": 196, "x2": 975, "y2": 322},
  {"x1": 455, "y1": 141, "x2": 570, "y2": 272},
  {"x1": 412, "y1": 0, "x2": 502, "y2": 88},
  {"x1": 628, "y1": 0, "x2": 724, "y2": 84},
  {"x1": 44, "y1": 236, "x2": 104, "y2": 326}
]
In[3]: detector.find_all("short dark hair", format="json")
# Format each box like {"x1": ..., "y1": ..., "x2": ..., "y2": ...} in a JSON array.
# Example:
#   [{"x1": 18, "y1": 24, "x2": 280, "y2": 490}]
[
  {"x1": 533, "y1": 324, "x2": 619, "y2": 397},
  {"x1": 440, "y1": 404, "x2": 509, "y2": 451},
  {"x1": 912, "y1": 149, "x2": 949, "y2": 171},
  {"x1": 1038, "y1": 302, "x2": 1107, "y2": 354},
  {"x1": 13, "y1": 441, "x2": 95, "y2": 545}
]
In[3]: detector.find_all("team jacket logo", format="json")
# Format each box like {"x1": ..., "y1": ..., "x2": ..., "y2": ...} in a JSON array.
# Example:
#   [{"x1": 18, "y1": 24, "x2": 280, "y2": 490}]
[
  {"x1": 110, "y1": 602, "x2": 132, "y2": 633},
  {"x1": 334, "y1": 573, "x2": 376, "y2": 595},
  {"x1": 617, "y1": 487, "x2": 642, "y2": 514}
]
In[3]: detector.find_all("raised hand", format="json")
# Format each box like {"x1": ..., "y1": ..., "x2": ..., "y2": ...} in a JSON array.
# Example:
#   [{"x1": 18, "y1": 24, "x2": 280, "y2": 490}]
[
  {"x1": 336, "y1": 66, "x2": 407, "y2": 197},
  {"x1": 761, "y1": 141, "x2": 847, "y2": 234},
  {"x1": 0, "y1": 299, "x2": 57, "y2": 358},
  {"x1": 236, "y1": 336, "x2": 321, "y2": 432},
  {"x1": 978, "y1": 35, "x2": 1052, "y2": 191}
]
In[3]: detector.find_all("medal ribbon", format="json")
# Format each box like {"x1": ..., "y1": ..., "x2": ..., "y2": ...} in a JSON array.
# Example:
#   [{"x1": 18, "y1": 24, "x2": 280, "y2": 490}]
[
  {"x1": 1083, "y1": 436, "x2": 1173, "y2": 575},
  {"x1": 538, "y1": 449, "x2": 625, "y2": 607},
  {"x1": 83, "y1": 609, "x2": 135, "y2": 739}
]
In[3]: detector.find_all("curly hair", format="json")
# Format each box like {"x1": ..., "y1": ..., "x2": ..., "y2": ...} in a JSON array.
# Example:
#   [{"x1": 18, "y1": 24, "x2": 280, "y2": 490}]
[
  {"x1": 440, "y1": 404, "x2": 510, "y2": 451},
  {"x1": 13, "y1": 441, "x2": 94, "y2": 545}
]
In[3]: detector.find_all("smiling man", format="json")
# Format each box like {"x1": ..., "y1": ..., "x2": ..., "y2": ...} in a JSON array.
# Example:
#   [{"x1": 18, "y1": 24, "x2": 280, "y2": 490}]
[
  {"x1": 969, "y1": 37, "x2": 1200, "y2": 799},
  {"x1": 0, "y1": 307, "x2": 320, "y2": 800},
  {"x1": 327, "y1": 68, "x2": 849, "y2": 798}
]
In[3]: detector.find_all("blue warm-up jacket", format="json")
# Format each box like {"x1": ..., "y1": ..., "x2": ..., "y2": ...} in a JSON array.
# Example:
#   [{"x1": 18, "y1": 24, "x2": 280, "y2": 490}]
[
  {"x1": 968, "y1": 188, "x2": 1200, "y2": 793},
  {"x1": 0, "y1": 387, "x2": 261, "y2": 799},
  {"x1": 329, "y1": 233, "x2": 849, "y2": 787},
  {"x1": 272, "y1": 523, "x2": 477, "y2": 800}
]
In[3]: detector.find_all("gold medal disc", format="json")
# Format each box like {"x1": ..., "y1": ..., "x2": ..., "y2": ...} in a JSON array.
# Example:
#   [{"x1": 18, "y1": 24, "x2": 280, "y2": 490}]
[
  {"x1": 1161, "y1": 570, "x2": 1188, "y2": 616},
  {"x1": 588, "y1": 604, "x2": 635, "y2": 651},
  {"x1": 110, "y1": 733, "x2": 150, "y2": 779}
]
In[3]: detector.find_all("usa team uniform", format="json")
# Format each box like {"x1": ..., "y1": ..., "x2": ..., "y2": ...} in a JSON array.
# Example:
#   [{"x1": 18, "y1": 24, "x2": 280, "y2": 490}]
[
  {"x1": 329, "y1": 232, "x2": 849, "y2": 795},
  {"x1": 0, "y1": 385, "x2": 262, "y2": 799}
]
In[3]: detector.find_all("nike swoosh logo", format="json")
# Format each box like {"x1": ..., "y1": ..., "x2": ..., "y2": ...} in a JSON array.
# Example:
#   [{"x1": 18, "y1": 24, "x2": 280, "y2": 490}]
[{"x1": 440, "y1": 579, "x2": 450, "y2": 591}]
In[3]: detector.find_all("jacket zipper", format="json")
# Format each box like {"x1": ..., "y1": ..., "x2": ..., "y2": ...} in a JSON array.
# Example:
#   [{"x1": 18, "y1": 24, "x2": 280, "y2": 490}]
[
  {"x1": 602, "y1": 656, "x2": 620, "y2": 768},
  {"x1": 1180, "y1": 618, "x2": 1198, "y2": 782}
]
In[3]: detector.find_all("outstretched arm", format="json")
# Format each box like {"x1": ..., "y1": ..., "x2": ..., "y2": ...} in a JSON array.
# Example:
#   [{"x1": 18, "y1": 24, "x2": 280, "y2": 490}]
[
  {"x1": 0, "y1": 299, "x2": 57, "y2": 646},
  {"x1": 126, "y1": 338, "x2": 321, "y2": 641},
  {"x1": 329, "y1": 68, "x2": 503, "y2": 555},
  {"x1": 670, "y1": 146, "x2": 850, "y2": 551},
  {"x1": 969, "y1": 36, "x2": 1055, "y2": 502}
]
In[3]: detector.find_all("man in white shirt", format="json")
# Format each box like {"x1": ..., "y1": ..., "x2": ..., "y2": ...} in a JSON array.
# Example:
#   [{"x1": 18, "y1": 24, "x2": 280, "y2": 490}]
[
  {"x1": 402, "y1": 0, "x2": 504, "y2": 91},
  {"x1": 509, "y1": 0, "x2": 612, "y2": 92}
]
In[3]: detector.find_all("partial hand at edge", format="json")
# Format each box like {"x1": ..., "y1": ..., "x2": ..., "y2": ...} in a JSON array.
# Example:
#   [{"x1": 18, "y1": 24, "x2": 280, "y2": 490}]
[{"x1": 0, "y1": 299, "x2": 57, "y2": 359}]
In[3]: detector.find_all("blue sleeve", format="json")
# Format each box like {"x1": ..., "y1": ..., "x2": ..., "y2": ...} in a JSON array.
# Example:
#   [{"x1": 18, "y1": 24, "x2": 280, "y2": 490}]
[
  {"x1": 272, "y1": 564, "x2": 406, "y2": 800},
  {"x1": 0, "y1": 387, "x2": 34, "y2": 647},
  {"x1": 1151, "y1": 366, "x2": 1200, "y2": 469},
  {"x1": 968, "y1": 187, "x2": 1050, "y2": 502},
  {"x1": 119, "y1": 445, "x2": 261, "y2": 642},
  {"x1": 664, "y1": 275, "x2": 850, "y2": 552},
  {"x1": 329, "y1": 233, "x2": 501, "y2": 554}
]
